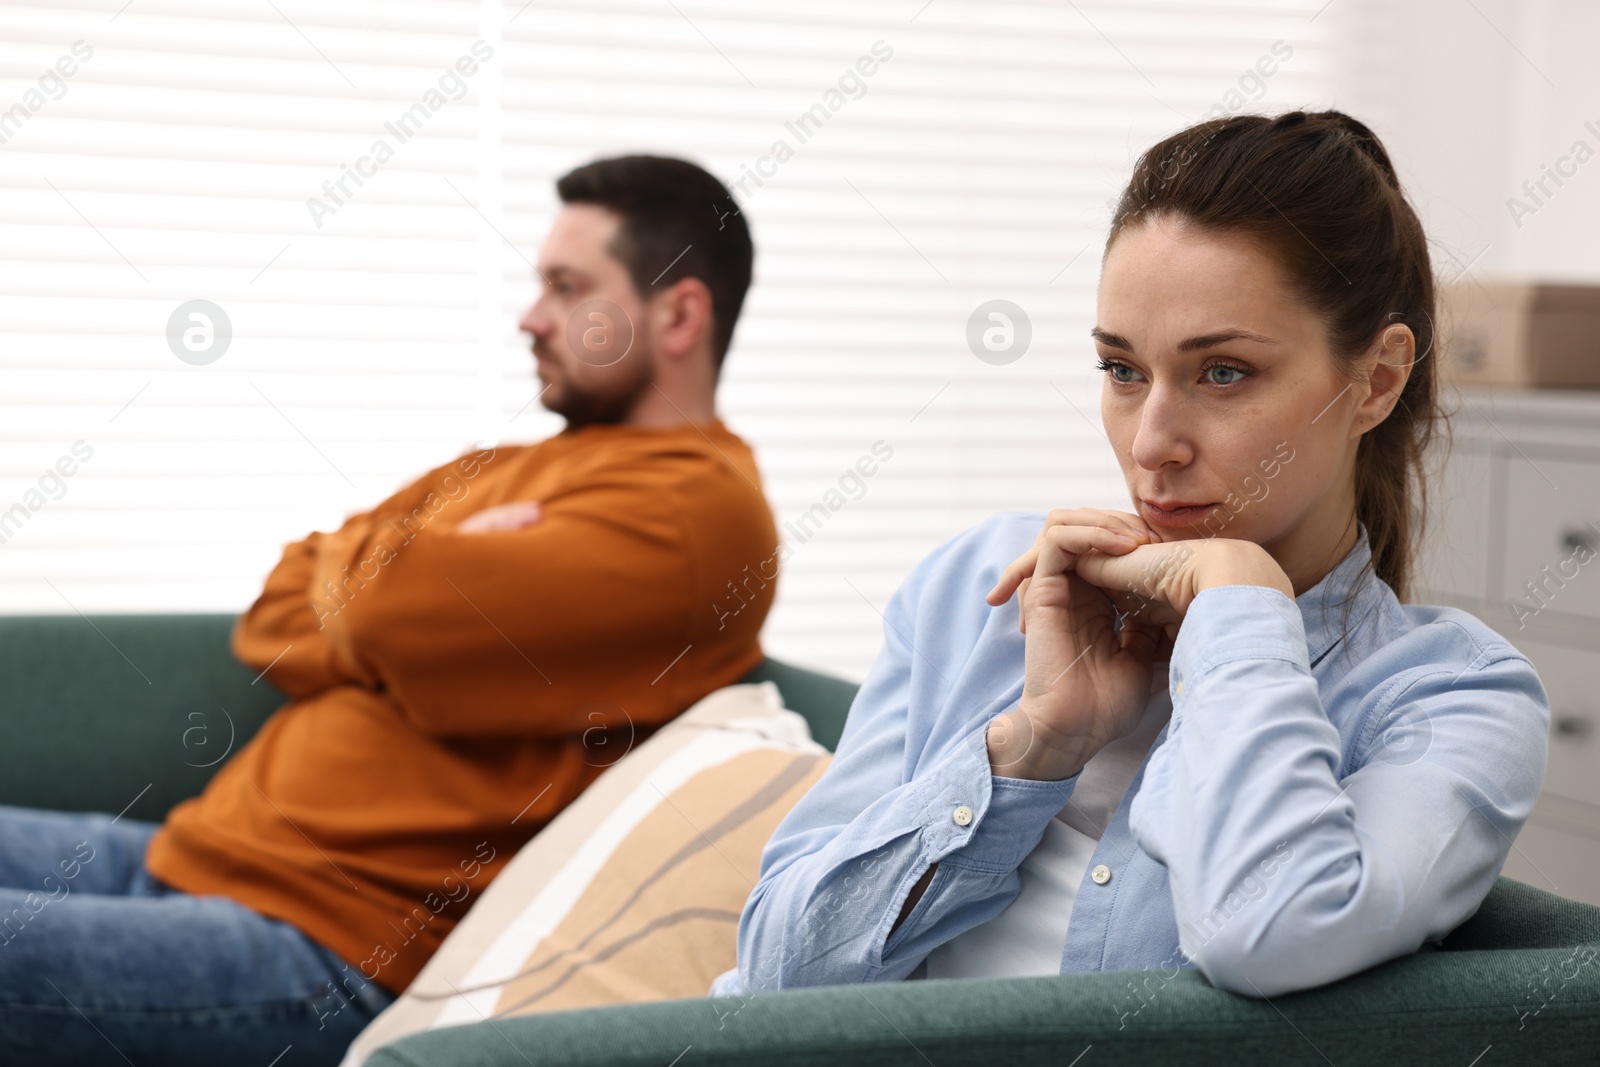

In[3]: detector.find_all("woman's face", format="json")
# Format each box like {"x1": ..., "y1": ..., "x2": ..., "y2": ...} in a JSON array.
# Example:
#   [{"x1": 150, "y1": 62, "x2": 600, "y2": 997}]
[{"x1": 1094, "y1": 214, "x2": 1386, "y2": 568}]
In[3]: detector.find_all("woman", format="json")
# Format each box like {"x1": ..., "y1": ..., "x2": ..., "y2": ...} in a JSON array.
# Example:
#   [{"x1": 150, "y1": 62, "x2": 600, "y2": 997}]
[{"x1": 711, "y1": 110, "x2": 1550, "y2": 1000}]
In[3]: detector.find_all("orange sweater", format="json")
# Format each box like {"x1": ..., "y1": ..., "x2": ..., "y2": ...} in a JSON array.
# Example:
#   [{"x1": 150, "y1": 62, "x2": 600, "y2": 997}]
[{"x1": 145, "y1": 419, "x2": 778, "y2": 994}]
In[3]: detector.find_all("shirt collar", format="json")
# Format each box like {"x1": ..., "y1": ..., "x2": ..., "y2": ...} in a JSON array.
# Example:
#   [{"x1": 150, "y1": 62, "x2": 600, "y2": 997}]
[{"x1": 1293, "y1": 520, "x2": 1386, "y2": 668}]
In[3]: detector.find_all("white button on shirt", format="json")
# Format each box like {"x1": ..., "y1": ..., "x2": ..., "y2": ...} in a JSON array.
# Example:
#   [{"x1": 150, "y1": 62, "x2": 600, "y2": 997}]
[
  {"x1": 924, "y1": 666, "x2": 1172, "y2": 979},
  {"x1": 952, "y1": 805, "x2": 973, "y2": 826}
]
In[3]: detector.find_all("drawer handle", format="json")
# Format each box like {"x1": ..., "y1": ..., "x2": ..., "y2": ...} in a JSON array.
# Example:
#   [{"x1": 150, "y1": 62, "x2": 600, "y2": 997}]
[
  {"x1": 1554, "y1": 715, "x2": 1592, "y2": 739},
  {"x1": 1560, "y1": 527, "x2": 1597, "y2": 554}
]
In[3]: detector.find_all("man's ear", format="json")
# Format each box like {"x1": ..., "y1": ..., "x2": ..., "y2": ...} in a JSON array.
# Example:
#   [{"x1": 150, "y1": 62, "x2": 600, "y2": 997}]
[
  {"x1": 649, "y1": 276, "x2": 715, "y2": 362},
  {"x1": 1352, "y1": 324, "x2": 1414, "y2": 436}
]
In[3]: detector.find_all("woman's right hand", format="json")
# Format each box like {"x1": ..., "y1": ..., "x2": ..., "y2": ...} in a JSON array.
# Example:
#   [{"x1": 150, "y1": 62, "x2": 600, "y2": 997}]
[{"x1": 982, "y1": 509, "x2": 1165, "y2": 781}]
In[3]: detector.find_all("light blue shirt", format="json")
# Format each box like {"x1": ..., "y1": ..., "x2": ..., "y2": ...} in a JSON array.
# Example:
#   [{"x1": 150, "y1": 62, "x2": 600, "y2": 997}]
[{"x1": 711, "y1": 513, "x2": 1549, "y2": 1002}]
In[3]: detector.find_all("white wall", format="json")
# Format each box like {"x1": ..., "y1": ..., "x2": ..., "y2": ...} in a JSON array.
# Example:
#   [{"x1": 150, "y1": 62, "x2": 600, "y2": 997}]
[{"x1": 1328, "y1": 0, "x2": 1600, "y2": 285}]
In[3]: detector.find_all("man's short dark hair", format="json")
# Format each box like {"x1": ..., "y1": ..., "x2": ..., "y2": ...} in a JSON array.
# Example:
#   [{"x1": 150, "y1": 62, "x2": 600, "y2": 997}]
[{"x1": 556, "y1": 155, "x2": 753, "y2": 371}]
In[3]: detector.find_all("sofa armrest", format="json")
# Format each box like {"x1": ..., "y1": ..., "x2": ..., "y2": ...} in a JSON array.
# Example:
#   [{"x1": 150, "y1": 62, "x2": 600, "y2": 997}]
[
  {"x1": 0, "y1": 614, "x2": 285, "y2": 821},
  {"x1": 365, "y1": 943, "x2": 1600, "y2": 1067}
]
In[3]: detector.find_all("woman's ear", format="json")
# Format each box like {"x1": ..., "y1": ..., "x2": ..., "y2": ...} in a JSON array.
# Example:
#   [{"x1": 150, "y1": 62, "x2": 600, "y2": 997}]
[{"x1": 1352, "y1": 325, "x2": 1414, "y2": 435}]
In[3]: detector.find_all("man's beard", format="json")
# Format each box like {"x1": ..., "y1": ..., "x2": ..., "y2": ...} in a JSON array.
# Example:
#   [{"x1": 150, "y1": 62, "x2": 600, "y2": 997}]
[{"x1": 539, "y1": 348, "x2": 656, "y2": 429}]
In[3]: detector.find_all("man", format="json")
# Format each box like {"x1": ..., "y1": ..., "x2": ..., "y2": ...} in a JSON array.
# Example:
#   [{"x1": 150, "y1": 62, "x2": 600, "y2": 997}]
[{"x1": 0, "y1": 156, "x2": 778, "y2": 1065}]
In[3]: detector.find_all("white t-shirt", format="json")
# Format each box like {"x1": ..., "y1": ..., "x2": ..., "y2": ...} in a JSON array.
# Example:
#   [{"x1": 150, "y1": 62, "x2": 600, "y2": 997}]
[{"x1": 923, "y1": 664, "x2": 1173, "y2": 979}]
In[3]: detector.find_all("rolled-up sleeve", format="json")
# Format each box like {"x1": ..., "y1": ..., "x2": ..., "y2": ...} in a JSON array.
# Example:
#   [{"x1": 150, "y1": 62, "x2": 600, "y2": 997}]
[
  {"x1": 1130, "y1": 583, "x2": 1550, "y2": 998},
  {"x1": 729, "y1": 529, "x2": 1073, "y2": 992}
]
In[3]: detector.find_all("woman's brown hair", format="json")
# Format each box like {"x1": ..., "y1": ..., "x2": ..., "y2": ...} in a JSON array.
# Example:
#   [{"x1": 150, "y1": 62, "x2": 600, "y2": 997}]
[{"x1": 1105, "y1": 109, "x2": 1444, "y2": 604}]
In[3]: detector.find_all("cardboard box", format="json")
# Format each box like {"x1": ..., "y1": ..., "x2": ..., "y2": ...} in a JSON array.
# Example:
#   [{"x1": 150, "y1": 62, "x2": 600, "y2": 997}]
[{"x1": 1441, "y1": 282, "x2": 1600, "y2": 388}]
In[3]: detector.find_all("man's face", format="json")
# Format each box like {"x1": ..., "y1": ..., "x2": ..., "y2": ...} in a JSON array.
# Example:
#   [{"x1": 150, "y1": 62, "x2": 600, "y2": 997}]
[{"x1": 519, "y1": 205, "x2": 654, "y2": 427}]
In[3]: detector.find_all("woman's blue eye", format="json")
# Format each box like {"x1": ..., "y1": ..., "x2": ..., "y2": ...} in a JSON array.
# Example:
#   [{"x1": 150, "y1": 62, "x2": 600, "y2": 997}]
[
  {"x1": 1207, "y1": 364, "x2": 1246, "y2": 385},
  {"x1": 1095, "y1": 357, "x2": 1137, "y2": 382}
]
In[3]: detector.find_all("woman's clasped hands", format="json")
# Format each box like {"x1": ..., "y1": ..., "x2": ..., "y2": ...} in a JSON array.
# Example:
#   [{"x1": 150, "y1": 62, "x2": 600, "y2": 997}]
[{"x1": 980, "y1": 508, "x2": 1287, "y2": 782}]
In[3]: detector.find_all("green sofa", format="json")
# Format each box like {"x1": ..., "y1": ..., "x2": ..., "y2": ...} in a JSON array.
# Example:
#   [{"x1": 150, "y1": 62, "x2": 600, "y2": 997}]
[{"x1": 3, "y1": 614, "x2": 1598, "y2": 1066}]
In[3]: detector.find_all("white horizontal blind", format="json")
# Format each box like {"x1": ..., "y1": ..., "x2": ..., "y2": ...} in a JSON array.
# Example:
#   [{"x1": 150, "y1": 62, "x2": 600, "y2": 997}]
[
  {"x1": 0, "y1": 0, "x2": 505, "y2": 616},
  {"x1": 1, "y1": 0, "x2": 1333, "y2": 681}
]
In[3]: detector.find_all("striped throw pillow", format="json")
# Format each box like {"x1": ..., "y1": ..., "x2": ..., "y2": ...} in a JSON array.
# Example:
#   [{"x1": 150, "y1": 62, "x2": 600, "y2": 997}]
[{"x1": 340, "y1": 681, "x2": 829, "y2": 1064}]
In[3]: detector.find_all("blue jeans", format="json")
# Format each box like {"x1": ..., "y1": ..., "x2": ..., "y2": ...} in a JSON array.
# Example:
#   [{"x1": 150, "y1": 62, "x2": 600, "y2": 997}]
[{"x1": 0, "y1": 805, "x2": 396, "y2": 1066}]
